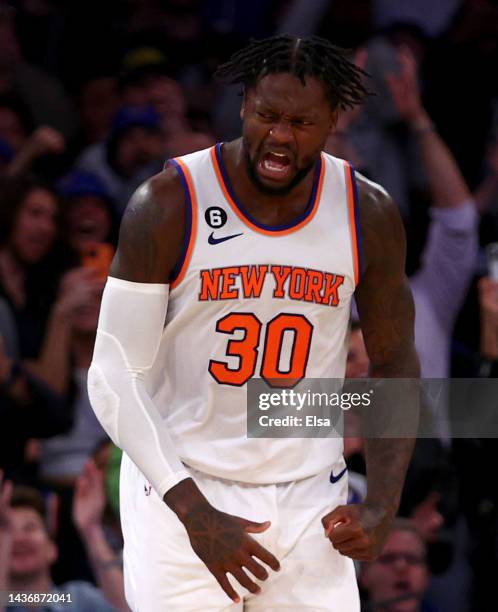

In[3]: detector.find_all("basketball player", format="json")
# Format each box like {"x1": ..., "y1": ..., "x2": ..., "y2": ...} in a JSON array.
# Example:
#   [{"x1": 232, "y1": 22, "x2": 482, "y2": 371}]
[{"x1": 88, "y1": 35, "x2": 419, "y2": 611}]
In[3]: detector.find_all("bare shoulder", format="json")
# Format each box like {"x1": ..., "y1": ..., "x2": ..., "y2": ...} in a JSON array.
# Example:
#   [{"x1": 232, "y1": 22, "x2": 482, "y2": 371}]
[
  {"x1": 110, "y1": 165, "x2": 187, "y2": 283},
  {"x1": 354, "y1": 171, "x2": 406, "y2": 273}
]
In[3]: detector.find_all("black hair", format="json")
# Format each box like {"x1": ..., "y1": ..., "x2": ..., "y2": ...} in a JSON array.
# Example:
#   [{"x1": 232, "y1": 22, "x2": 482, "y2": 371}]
[
  {"x1": 215, "y1": 34, "x2": 370, "y2": 111},
  {"x1": 0, "y1": 174, "x2": 58, "y2": 247},
  {"x1": 10, "y1": 486, "x2": 47, "y2": 524}
]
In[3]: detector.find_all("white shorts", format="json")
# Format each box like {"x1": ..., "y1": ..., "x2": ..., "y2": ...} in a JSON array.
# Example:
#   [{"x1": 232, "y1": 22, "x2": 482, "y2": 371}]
[{"x1": 120, "y1": 454, "x2": 360, "y2": 612}]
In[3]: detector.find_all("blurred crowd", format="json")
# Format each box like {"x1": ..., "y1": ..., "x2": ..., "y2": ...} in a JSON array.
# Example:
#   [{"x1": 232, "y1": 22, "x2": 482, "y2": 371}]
[{"x1": 0, "y1": 0, "x2": 497, "y2": 611}]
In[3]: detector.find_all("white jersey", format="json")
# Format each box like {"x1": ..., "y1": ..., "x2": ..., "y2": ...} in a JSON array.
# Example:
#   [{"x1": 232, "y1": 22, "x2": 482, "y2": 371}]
[{"x1": 147, "y1": 144, "x2": 361, "y2": 484}]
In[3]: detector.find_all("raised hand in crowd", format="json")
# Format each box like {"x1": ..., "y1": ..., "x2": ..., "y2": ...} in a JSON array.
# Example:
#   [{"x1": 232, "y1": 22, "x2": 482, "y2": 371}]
[
  {"x1": 7, "y1": 126, "x2": 65, "y2": 177},
  {"x1": 23, "y1": 267, "x2": 104, "y2": 396},
  {"x1": 73, "y1": 460, "x2": 106, "y2": 535},
  {"x1": 384, "y1": 48, "x2": 426, "y2": 127},
  {"x1": 386, "y1": 47, "x2": 471, "y2": 209},
  {"x1": 52, "y1": 267, "x2": 104, "y2": 325},
  {"x1": 73, "y1": 460, "x2": 129, "y2": 612}
]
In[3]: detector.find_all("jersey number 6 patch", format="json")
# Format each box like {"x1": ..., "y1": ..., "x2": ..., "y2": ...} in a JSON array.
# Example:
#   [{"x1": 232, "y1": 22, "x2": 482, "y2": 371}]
[{"x1": 208, "y1": 313, "x2": 314, "y2": 387}]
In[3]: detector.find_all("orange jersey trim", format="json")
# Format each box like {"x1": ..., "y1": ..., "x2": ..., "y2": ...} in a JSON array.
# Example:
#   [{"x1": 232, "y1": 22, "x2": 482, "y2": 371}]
[
  {"x1": 170, "y1": 157, "x2": 198, "y2": 289},
  {"x1": 344, "y1": 161, "x2": 360, "y2": 286},
  {"x1": 210, "y1": 145, "x2": 325, "y2": 237}
]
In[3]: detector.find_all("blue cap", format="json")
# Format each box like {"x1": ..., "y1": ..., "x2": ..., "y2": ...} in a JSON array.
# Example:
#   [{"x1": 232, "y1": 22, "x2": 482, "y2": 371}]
[
  {"x1": 57, "y1": 170, "x2": 111, "y2": 200},
  {"x1": 110, "y1": 105, "x2": 161, "y2": 136}
]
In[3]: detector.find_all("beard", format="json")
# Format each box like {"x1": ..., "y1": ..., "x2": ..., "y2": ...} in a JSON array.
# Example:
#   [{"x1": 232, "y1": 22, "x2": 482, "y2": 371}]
[{"x1": 242, "y1": 138, "x2": 317, "y2": 196}]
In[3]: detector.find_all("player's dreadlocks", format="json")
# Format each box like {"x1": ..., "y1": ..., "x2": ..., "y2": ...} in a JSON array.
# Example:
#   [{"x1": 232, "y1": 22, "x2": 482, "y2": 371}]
[{"x1": 215, "y1": 34, "x2": 370, "y2": 112}]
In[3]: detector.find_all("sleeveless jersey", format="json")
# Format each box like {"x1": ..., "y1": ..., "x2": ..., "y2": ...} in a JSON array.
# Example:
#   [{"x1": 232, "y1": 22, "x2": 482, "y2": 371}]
[{"x1": 147, "y1": 143, "x2": 361, "y2": 484}]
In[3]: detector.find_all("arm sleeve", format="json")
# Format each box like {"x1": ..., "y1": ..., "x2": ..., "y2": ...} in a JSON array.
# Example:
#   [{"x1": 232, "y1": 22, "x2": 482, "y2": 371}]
[
  {"x1": 410, "y1": 201, "x2": 478, "y2": 329},
  {"x1": 87, "y1": 276, "x2": 190, "y2": 499}
]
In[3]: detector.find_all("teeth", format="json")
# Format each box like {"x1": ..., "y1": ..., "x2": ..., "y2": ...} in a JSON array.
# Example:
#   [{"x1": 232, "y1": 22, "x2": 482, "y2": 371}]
[
  {"x1": 263, "y1": 159, "x2": 286, "y2": 172},
  {"x1": 270, "y1": 152, "x2": 287, "y2": 157}
]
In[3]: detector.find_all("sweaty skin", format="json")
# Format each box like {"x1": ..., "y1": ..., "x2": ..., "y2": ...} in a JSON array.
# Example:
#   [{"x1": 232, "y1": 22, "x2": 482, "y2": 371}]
[{"x1": 109, "y1": 72, "x2": 419, "y2": 601}]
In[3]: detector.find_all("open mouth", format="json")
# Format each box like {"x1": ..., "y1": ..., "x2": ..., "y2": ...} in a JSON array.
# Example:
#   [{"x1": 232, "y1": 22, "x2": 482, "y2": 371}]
[
  {"x1": 12, "y1": 545, "x2": 35, "y2": 558},
  {"x1": 258, "y1": 151, "x2": 292, "y2": 181},
  {"x1": 76, "y1": 219, "x2": 98, "y2": 234}
]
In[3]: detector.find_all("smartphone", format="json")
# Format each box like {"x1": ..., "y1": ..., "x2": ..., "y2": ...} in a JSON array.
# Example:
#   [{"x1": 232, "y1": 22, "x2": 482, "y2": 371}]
[{"x1": 81, "y1": 243, "x2": 114, "y2": 281}]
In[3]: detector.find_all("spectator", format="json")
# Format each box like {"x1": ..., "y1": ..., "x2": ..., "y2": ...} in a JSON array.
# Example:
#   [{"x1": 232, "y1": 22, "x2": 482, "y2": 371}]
[
  {"x1": 385, "y1": 49, "x2": 478, "y2": 381},
  {"x1": 117, "y1": 46, "x2": 216, "y2": 153},
  {"x1": 0, "y1": 175, "x2": 60, "y2": 358},
  {"x1": 0, "y1": 174, "x2": 103, "y2": 399},
  {"x1": 77, "y1": 76, "x2": 119, "y2": 147},
  {"x1": 0, "y1": 477, "x2": 123, "y2": 612},
  {"x1": 75, "y1": 106, "x2": 165, "y2": 215},
  {"x1": 38, "y1": 275, "x2": 107, "y2": 484},
  {"x1": 334, "y1": 48, "x2": 478, "y2": 381},
  {"x1": 346, "y1": 320, "x2": 370, "y2": 380},
  {"x1": 0, "y1": 296, "x2": 72, "y2": 484},
  {"x1": 360, "y1": 519, "x2": 439, "y2": 611},
  {"x1": 0, "y1": 2, "x2": 78, "y2": 141},
  {"x1": 0, "y1": 93, "x2": 66, "y2": 178},
  {"x1": 72, "y1": 459, "x2": 128, "y2": 611},
  {"x1": 56, "y1": 170, "x2": 119, "y2": 258}
]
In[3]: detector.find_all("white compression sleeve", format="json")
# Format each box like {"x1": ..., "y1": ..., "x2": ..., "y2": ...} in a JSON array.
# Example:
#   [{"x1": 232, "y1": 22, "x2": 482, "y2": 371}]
[{"x1": 87, "y1": 276, "x2": 190, "y2": 498}]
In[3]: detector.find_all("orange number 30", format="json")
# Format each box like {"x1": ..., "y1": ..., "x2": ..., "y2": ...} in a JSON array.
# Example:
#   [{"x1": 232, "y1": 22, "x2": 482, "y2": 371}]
[{"x1": 208, "y1": 312, "x2": 313, "y2": 386}]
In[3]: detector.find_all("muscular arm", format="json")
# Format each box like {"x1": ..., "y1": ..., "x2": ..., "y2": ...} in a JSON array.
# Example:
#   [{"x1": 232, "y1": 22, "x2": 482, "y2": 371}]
[
  {"x1": 111, "y1": 172, "x2": 225, "y2": 515},
  {"x1": 88, "y1": 167, "x2": 198, "y2": 497},
  {"x1": 322, "y1": 175, "x2": 419, "y2": 560},
  {"x1": 355, "y1": 173, "x2": 419, "y2": 519}
]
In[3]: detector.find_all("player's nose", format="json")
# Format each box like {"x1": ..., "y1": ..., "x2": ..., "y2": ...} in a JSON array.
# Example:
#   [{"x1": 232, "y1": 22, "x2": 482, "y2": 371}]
[{"x1": 268, "y1": 121, "x2": 294, "y2": 145}]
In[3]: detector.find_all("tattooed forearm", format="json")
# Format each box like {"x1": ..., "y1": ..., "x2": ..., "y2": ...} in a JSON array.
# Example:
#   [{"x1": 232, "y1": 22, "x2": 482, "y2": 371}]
[
  {"x1": 354, "y1": 173, "x2": 420, "y2": 518},
  {"x1": 363, "y1": 438, "x2": 416, "y2": 517}
]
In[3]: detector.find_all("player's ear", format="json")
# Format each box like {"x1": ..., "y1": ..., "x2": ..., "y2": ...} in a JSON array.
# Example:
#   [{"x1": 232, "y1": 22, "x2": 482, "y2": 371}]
[
  {"x1": 329, "y1": 108, "x2": 339, "y2": 134},
  {"x1": 240, "y1": 86, "x2": 250, "y2": 120}
]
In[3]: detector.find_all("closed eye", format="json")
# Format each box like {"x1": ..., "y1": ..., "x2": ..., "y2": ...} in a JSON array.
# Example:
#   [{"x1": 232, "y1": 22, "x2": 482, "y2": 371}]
[
  {"x1": 292, "y1": 119, "x2": 314, "y2": 127},
  {"x1": 256, "y1": 111, "x2": 276, "y2": 121}
]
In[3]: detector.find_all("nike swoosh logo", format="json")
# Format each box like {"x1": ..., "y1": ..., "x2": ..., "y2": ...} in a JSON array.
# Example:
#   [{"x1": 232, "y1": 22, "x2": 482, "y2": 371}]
[
  {"x1": 329, "y1": 467, "x2": 347, "y2": 484},
  {"x1": 208, "y1": 231, "x2": 243, "y2": 245}
]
